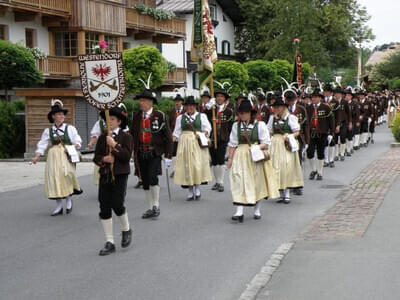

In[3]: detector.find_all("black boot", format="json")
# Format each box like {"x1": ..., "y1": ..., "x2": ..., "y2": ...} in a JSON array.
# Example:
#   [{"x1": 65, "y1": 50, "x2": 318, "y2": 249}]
[
  {"x1": 99, "y1": 242, "x2": 116, "y2": 256},
  {"x1": 316, "y1": 174, "x2": 323, "y2": 181},
  {"x1": 309, "y1": 171, "x2": 317, "y2": 180},
  {"x1": 329, "y1": 162, "x2": 335, "y2": 168},
  {"x1": 231, "y1": 215, "x2": 244, "y2": 223},
  {"x1": 121, "y1": 229, "x2": 132, "y2": 248},
  {"x1": 218, "y1": 184, "x2": 224, "y2": 192},
  {"x1": 211, "y1": 183, "x2": 219, "y2": 190}
]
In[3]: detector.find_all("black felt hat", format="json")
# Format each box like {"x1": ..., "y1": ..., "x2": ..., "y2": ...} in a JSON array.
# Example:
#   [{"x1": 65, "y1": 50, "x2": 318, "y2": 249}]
[
  {"x1": 134, "y1": 89, "x2": 158, "y2": 104},
  {"x1": 200, "y1": 91, "x2": 211, "y2": 98},
  {"x1": 312, "y1": 88, "x2": 324, "y2": 98},
  {"x1": 271, "y1": 97, "x2": 288, "y2": 107},
  {"x1": 257, "y1": 93, "x2": 266, "y2": 102},
  {"x1": 237, "y1": 99, "x2": 256, "y2": 113},
  {"x1": 174, "y1": 94, "x2": 184, "y2": 101},
  {"x1": 47, "y1": 100, "x2": 68, "y2": 123},
  {"x1": 284, "y1": 90, "x2": 297, "y2": 101},
  {"x1": 184, "y1": 96, "x2": 197, "y2": 106},
  {"x1": 100, "y1": 106, "x2": 128, "y2": 129},
  {"x1": 215, "y1": 89, "x2": 230, "y2": 99},
  {"x1": 235, "y1": 92, "x2": 248, "y2": 102}
]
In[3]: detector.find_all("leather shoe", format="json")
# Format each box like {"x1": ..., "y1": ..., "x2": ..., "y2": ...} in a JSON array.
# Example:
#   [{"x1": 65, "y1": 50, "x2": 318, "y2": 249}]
[
  {"x1": 134, "y1": 181, "x2": 143, "y2": 189},
  {"x1": 316, "y1": 174, "x2": 323, "y2": 181},
  {"x1": 231, "y1": 215, "x2": 244, "y2": 223},
  {"x1": 142, "y1": 209, "x2": 155, "y2": 219},
  {"x1": 309, "y1": 171, "x2": 317, "y2": 180},
  {"x1": 152, "y1": 206, "x2": 160, "y2": 218},
  {"x1": 218, "y1": 184, "x2": 224, "y2": 192},
  {"x1": 211, "y1": 183, "x2": 219, "y2": 190},
  {"x1": 329, "y1": 162, "x2": 335, "y2": 168},
  {"x1": 254, "y1": 214, "x2": 262, "y2": 220},
  {"x1": 99, "y1": 242, "x2": 115, "y2": 256},
  {"x1": 121, "y1": 229, "x2": 132, "y2": 248}
]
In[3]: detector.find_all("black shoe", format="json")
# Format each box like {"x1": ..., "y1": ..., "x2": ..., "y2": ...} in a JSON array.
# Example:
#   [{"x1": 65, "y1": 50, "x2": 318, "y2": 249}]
[
  {"x1": 364, "y1": 142, "x2": 369, "y2": 148},
  {"x1": 66, "y1": 201, "x2": 73, "y2": 214},
  {"x1": 121, "y1": 229, "x2": 132, "y2": 248},
  {"x1": 276, "y1": 197, "x2": 285, "y2": 203},
  {"x1": 371, "y1": 139, "x2": 375, "y2": 144},
  {"x1": 254, "y1": 214, "x2": 262, "y2": 220},
  {"x1": 211, "y1": 183, "x2": 219, "y2": 190},
  {"x1": 329, "y1": 162, "x2": 335, "y2": 168},
  {"x1": 134, "y1": 181, "x2": 143, "y2": 189},
  {"x1": 354, "y1": 146, "x2": 360, "y2": 150},
  {"x1": 334, "y1": 156, "x2": 339, "y2": 161},
  {"x1": 187, "y1": 195, "x2": 195, "y2": 201},
  {"x1": 351, "y1": 149, "x2": 354, "y2": 154},
  {"x1": 51, "y1": 208, "x2": 63, "y2": 216},
  {"x1": 293, "y1": 188, "x2": 303, "y2": 196},
  {"x1": 99, "y1": 242, "x2": 115, "y2": 256},
  {"x1": 323, "y1": 162, "x2": 329, "y2": 167},
  {"x1": 309, "y1": 171, "x2": 317, "y2": 180},
  {"x1": 142, "y1": 209, "x2": 155, "y2": 219},
  {"x1": 169, "y1": 171, "x2": 175, "y2": 178},
  {"x1": 360, "y1": 143, "x2": 364, "y2": 148},
  {"x1": 73, "y1": 189, "x2": 83, "y2": 195},
  {"x1": 346, "y1": 152, "x2": 351, "y2": 157},
  {"x1": 316, "y1": 174, "x2": 323, "y2": 181},
  {"x1": 195, "y1": 193, "x2": 201, "y2": 200},
  {"x1": 152, "y1": 206, "x2": 160, "y2": 218},
  {"x1": 340, "y1": 156, "x2": 345, "y2": 161},
  {"x1": 232, "y1": 215, "x2": 244, "y2": 223},
  {"x1": 218, "y1": 184, "x2": 224, "y2": 192}
]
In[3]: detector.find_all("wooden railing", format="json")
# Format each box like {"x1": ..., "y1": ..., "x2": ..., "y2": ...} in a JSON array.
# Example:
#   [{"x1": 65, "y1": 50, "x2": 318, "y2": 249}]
[
  {"x1": 3, "y1": 0, "x2": 71, "y2": 14},
  {"x1": 126, "y1": 8, "x2": 186, "y2": 36},
  {"x1": 165, "y1": 68, "x2": 187, "y2": 84},
  {"x1": 126, "y1": 0, "x2": 156, "y2": 8},
  {"x1": 36, "y1": 56, "x2": 78, "y2": 77}
]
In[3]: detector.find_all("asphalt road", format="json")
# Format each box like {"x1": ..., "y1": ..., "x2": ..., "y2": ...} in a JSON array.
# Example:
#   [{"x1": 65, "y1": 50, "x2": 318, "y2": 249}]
[{"x1": 0, "y1": 125, "x2": 392, "y2": 300}]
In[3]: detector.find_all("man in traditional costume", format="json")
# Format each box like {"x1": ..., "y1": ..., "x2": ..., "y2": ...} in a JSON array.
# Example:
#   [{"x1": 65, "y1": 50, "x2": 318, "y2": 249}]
[{"x1": 131, "y1": 87, "x2": 173, "y2": 219}]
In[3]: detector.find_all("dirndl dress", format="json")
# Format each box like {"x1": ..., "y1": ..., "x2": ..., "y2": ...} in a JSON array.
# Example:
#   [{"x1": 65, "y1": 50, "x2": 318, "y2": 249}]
[{"x1": 173, "y1": 131, "x2": 212, "y2": 186}]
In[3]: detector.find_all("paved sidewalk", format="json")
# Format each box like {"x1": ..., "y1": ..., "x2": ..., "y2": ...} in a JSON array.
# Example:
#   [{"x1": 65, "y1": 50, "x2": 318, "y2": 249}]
[
  {"x1": 0, "y1": 162, "x2": 94, "y2": 193},
  {"x1": 258, "y1": 147, "x2": 400, "y2": 300}
]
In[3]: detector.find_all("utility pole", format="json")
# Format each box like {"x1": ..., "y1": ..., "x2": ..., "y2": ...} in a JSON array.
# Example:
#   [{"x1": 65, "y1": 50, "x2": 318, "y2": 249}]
[{"x1": 357, "y1": 44, "x2": 362, "y2": 86}]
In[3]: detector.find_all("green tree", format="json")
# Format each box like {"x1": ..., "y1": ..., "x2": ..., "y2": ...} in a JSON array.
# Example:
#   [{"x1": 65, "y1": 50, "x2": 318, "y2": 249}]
[
  {"x1": 244, "y1": 60, "x2": 277, "y2": 91},
  {"x1": 0, "y1": 40, "x2": 42, "y2": 101},
  {"x1": 213, "y1": 60, "x2": 249, "y2": 99},
  {"x1": 235, "y1": 0, "x2": 374, "y2": 70},
  {"x1": 123, "y1": 45, "x2": 168, "y2": 94}
]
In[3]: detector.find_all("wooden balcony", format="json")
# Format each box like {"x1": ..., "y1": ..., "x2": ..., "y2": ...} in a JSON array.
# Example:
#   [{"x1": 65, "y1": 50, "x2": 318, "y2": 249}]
[
  {"x1": 36, "y1": 56, "x2": 78, "y2": 78},
  {"x1": 0, "y1": 0, "x2": 71, "y2": 16},
  {"x1": 36, "y1": 56, "x2": 186, "y2": 89},
  {"x1": 126, "y1": 0, "x2": 156, "y2": 8},
  {"x1": 126, "y1": 8, "x2": 185, "y2": 40}
]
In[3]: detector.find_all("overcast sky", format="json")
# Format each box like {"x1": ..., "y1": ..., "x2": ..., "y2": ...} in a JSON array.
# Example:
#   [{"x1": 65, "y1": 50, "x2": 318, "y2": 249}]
[{"x1": 357, "y1": 0, "x2": 400, "y2": 47}]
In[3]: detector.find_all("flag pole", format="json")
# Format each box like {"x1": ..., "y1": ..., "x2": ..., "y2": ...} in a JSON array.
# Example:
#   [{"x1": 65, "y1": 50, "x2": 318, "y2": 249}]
[{"x1": 210, "y1": 76, "x2": 217, "y2": 149}]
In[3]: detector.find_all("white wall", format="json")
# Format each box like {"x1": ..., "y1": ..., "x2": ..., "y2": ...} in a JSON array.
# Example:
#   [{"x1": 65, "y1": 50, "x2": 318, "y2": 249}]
[
  {"x1": 122, "y1": 35, "x2": 156, "y2": 49},
  {"x1": 161, "y1": 3, "x2": 236, "y2": 96},
  {"x1": 0, "y1": 11, "x2": 49, "y2": 54}
]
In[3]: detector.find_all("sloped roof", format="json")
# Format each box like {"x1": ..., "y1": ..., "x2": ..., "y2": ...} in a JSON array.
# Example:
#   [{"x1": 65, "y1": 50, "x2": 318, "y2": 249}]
[
  {"x1": 366, "y1": 44, "x2": 400, "y2": 67},
  {"x1": 157, "y1": 0, "x2": 243, "y2": 24}
]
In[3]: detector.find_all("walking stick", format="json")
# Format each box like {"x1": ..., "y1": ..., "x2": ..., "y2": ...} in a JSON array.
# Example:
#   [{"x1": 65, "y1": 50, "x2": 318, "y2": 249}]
[
  {"x1": 165, "y1": 167, "x2": 172, "y2": 202},
  {"x1": 210, "y1": 77, "x2": 218, "y2": 149}
]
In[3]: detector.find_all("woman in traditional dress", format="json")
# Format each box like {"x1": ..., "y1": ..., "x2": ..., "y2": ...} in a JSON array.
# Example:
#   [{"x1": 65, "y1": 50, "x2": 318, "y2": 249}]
[
  {"x1": 388, "y1": 93, "x2": 399, "y2": 128},
  {"x1": 32, "y1": 99, "x2": 83, "y2": 216},
  {"x1": 227, "y1": 100, "x2": 279, "y2": 222},
  {"x1": 267, "y1": 97, "x2": 304, "y2": 204},
  {"x1": 173, "y1": 96, "x2": 212, "y2": 200}
]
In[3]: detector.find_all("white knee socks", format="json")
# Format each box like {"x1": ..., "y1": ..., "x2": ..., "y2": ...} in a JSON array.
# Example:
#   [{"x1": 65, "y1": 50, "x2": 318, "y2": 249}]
[
  {"x1": 329, "y1": 146, "x2": 335, "y2": 162},
  {"x1": 65, "y1": 196, "x2": 72, "y2": 210},
  {"x1": 150, "y1": 185, "x2": 160, "y2": 208},
  {"x1": 324, "y1": 148, "x2": 329, "y2": 164},
  {"x1": 194, "y1": 185, "x2": 201, "y2": 196},
  {"x1": 145, "y1": 190, "x2": 153, "y2": 209},
  {"x1": 215, "y1": 165, "x2": 225, "y2": 185},
  {"x1": 317, "y1": 159, "x2": 324, "y2": 175},
  {"x1": 53, "y1": 199, "x2": 62, "y2": 214},
  {"x1": 254, "y1": 201, "x2": 261, "y2": 216},
  {"x1": 101, "y1": 218, "x2": 114, "y2": 244},
  {"x1": 354, "y1": 134, "x2": 360, "y2": 147},
  {"x1": 118, "y1": 212, "x2": 130, "y2": 232},
  {"x1": 339, "y1": 143, "x2": 346, "y2": 156},
  {"x1": 234, "y1": 205, "x2": 244, "y2": 216},
  {"x1": 335, "y1": 144, "x2": 339, "y2": 157},
  {"x1": 309, "y1": 158, "x2": 317, "y2": 172}
]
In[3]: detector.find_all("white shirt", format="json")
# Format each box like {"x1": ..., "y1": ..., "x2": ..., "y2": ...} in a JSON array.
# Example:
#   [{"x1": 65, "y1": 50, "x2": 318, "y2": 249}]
[
  {"x1": 228, "y1": 121, "x2": 271, "y2": 147},
  {"x1": 36, "y1": 123, "x2": 82, "y2": 155},
  {"x1": 142, "y1": 108, "x2": 153, "y2": 119},
  {"x1": 90, "y1": 119, "x2": 129, "y2": 138},
  {"x1": 173, "y1": 112, "x2": 212, "y2": 138},
  {"x1": 267, "y1": 112, "x2": 300, "y2": 133}
]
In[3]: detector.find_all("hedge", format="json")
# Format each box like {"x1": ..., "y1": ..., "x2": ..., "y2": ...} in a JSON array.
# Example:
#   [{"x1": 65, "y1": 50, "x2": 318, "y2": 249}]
[
  {"x1": 391, "y1": 113, "x2": 400, "y2": 142},
  {"x1": 0, "y1": 99, "x2": 25, "y2": 158}
]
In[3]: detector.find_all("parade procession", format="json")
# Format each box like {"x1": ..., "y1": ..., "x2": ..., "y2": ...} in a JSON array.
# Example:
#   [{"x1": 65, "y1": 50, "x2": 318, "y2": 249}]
[{"x1": 3, "y1": 0, "x2": 400, "y2": 299}]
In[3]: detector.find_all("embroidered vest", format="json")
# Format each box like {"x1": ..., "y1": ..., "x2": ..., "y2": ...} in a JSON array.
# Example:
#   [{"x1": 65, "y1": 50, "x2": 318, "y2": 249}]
[
  {"x1": 238, "y1": 122, "x2": 259, "y2": 144},
  {"x1": 273, "y1": 117, "x2": 292, "y2": 135},
  {"x1": 181, "y1": 114, "x2": 202, "y2": 131},
  {"x1": 49, "y1": 125, "x2": 72, "y2": 145},
  {"x1": 140, "y1": 117, "x2": 152, "y2": 146}
]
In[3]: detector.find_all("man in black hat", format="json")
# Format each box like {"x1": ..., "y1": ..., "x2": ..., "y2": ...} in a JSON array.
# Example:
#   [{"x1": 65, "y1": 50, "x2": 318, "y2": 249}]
[
  {"x1": 168, "y1": 93, "x2": 185, "y2": 178},
  {"x1": 94, "y1": 106, "x2": 133, "y2": 256},
  {"x1": 209, "y1": 88, "x2": 234, "y2": 192},
  {"x1": 344, "y1": 88, "x2": 359, "y2": 155},
  {"x1": 255, "y1": 92, "x2": 271, "y2": 123},
  {"x1": 131, "y1": 89, "x2": 173, "y2": 219},
  {"x1": 335, "y1": 87, "x2": 352, "y2": 161},
  {"x1": 323, "y1": 83, "x2": 334, "y2": 103},
  {"x1": 306, "y1": 89, "x2": 335, "y2": 180},
  {"x1": 358, "y1": 90, "x2": 373, "y2": 147},
  {"x1": 324, "y1": 87, "x2": 341, "y2": 167}
]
